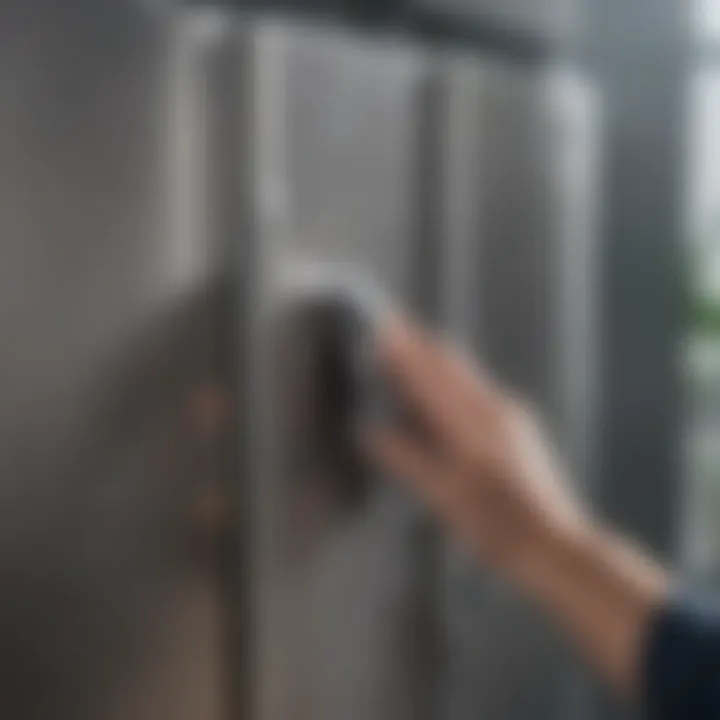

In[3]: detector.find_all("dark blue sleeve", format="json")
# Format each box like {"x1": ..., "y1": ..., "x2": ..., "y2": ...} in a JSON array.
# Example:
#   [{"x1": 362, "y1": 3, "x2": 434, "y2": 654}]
[{"x1": 644, "y1": 593, "x2": 720, "y2": 719}]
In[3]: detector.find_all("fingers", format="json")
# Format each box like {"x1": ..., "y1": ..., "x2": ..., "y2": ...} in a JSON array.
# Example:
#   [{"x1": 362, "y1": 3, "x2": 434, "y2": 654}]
[
  {"x1": 366, "y1": 429, "x2": 465, "y2": 518},
  {"x1": 367, "y1": 429, "x2": 439, "y2": 494},
  {"x1": 377, "y1": 314, "x2": 457, "y2": 438},
  {"x1": 376, "y1": 313, "x2": 497, "y2": 446},
  {"x1": 437, "y1": 340, "x2": 499, "y2": 416},
  {"x1": 366, "y1": 429, "x2": 485, "y2": 551}
]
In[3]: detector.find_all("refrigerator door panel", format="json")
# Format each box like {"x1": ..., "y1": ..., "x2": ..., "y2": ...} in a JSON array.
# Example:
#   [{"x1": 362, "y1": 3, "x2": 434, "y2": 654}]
[
  {"x1": 245, "y1": 23, "x2": 429, "y2": 720},
  {"x1": 436, "y1": 54, "x2": 600, "y2": 720},
  {"x1": 0, "y1": 5, "x2": 237, "y2": 719}
]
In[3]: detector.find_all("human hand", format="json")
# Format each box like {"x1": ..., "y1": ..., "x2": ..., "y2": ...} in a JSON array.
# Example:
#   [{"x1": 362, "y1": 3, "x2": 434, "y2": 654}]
[
  {"x1": 367, "y1": 314, "x2": 670, "y2": 697},
  {"x1": 367, "y1": 313, "x2": 585, "y2": 579}
]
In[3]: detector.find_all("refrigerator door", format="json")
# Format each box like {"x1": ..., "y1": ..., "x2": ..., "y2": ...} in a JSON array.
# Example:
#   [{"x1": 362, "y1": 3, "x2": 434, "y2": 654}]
[
  {"x1": 435, "y1": 54, "x2": 599, "y2": 720},
  {"x1": 0, "y1": 5, "x2": 238, "y2": 719},
  {"x1": 244, "y1": 22, "x2": 431, "y2": 720},
  {"x1": 242, "y1": 25, "x2": 599, "y2": 720}
]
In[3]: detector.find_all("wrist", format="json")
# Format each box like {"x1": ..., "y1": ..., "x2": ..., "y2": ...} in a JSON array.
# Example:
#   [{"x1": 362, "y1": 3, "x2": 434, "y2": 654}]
[{"x1": 506, "y1": 512, "x2": 669, "y2": 694}]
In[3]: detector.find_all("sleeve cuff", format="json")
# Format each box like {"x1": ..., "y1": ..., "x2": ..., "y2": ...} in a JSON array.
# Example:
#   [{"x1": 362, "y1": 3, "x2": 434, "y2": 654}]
[{"x1": 643, "y1": 591, "x2": 720, "y2": 719}]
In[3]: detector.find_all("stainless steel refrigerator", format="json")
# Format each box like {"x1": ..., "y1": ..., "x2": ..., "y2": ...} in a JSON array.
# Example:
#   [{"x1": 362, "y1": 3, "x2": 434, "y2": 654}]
[{"x1": 0, "y1": 2, "x2": 597, "y2": 718}]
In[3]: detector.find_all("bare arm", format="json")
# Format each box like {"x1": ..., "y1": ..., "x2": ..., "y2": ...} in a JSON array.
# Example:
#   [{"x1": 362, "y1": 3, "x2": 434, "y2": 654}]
[{"x1": 367, "y1": 315, "x2": 669, "y2": 699}]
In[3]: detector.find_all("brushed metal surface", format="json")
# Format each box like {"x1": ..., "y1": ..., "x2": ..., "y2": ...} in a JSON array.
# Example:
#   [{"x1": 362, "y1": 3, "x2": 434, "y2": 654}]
[
  {"x1": 245, "y1": 22, "x2": 428, "y2": 720},
  {"x1": 0, "y1": 4, "x2": 233, "y2": 718},
  {"x1": 435, "y1": 54, "x2": 599, "y2": 720}
]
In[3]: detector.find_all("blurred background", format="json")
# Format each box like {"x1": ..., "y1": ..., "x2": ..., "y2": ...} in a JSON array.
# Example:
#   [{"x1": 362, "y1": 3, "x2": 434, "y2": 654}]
[{"x1": 0, "y1": 0, "x2": 713, "y2": 718}]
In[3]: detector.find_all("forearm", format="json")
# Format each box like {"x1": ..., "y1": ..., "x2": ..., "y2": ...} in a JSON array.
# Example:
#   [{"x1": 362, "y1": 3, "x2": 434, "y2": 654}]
[
  {"x1": 509, "y1": 517, "x2": 669, "y2": 697},
  {"x1": 372, "y1": 317, "x2": 672, "y2": 702}
]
